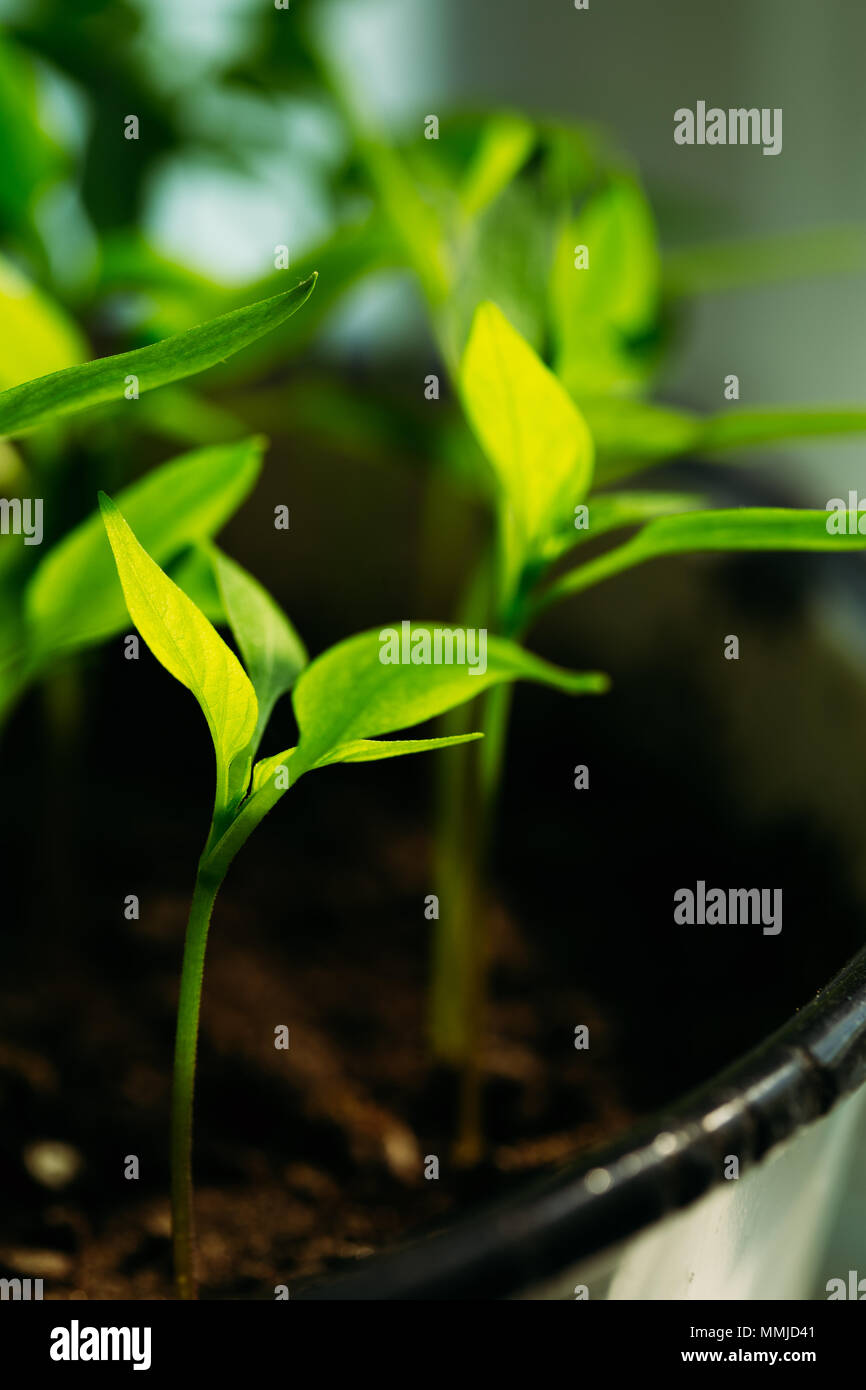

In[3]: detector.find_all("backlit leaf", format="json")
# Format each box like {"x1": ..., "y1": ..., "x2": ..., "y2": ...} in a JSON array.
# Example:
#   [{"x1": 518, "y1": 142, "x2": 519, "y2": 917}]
[
  {"x1": 0, "y1": 276, "x2": 316, "y2": 437},
  {"x1": 99, "y1": 495, "x2": 258, "y2": 809}
]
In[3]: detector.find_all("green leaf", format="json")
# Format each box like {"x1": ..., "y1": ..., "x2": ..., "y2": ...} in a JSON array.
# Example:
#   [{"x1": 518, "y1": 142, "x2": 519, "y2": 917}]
[
  {"x1": 210, "y1": 545, "x2": 307, "y2": 754},
  {"x1": 201, "y1": 630, "x2": 608, "y2": 881},
  {"x1": 536, "y1": 507, "x2": 866, "y2": 611},
  {"x1": 460, "y1": 301, "x2": 594, "y2": 596},
  {"x1": 459, "y1": 114, "x2": 535, "y2": 219},
  {"x1": 314, "y1": 732, "x2": 483, "y2": 768},
  {"x1": 584, "y1": 397, "x2": 701, "y2": 484},
  {"x1": 292, "y1": 623, "x2": 608, "y2": 772},
  {"x1": 698, "y1": 406, "x2": 866, "y2": 454},
  {"x1": 0, "y1": 275, "x2": 316, "y2": 437},
  {"x1": 26, "y1": 438, "x2": 264, "y2": 656},
  {"x1": 99, "y1": 494, "x2": 258, "y2": 810},
  {"x1": 663, "y1": 225, "x2": 866, "y2": 299},
  {"x1": 588, "y1": 401, "x2": 866, "y2": 485},
  {"x1": 167, "y1": 546, "x2": 225, "y2": 624},
  {"x1": 0, "y1": 255, "x2": 86, "y2": 390},
  {"x1": 537, "y1": 491, "x2": 704, "y2": 567},
  {"x1": 550, "y1": 173, "x2": 661, "y2": 396}
]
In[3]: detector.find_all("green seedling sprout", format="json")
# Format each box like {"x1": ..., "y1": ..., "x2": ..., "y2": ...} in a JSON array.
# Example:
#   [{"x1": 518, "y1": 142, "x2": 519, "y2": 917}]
[
  {"x1": 431, "y1": 300, "x2": 866, "y2": 1161},
  {"x1": 98, "y1": 494, "x2": 608, "y2": 1298}
]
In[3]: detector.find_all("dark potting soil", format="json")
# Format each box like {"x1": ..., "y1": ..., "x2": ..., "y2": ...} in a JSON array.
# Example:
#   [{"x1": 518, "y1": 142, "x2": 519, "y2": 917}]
[{"x1": 1, "y1": 547, "x2": 864, "y2": 1299}]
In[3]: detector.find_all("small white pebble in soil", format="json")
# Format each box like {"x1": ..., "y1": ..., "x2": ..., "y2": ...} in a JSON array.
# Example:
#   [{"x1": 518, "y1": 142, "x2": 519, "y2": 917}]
[{"x1": 22, "y1": 1140, "x2": 83, "y2": 1190}]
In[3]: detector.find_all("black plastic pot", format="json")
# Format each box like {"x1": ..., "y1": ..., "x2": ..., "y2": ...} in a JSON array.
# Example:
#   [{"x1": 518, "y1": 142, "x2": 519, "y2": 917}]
[{"x1": 297, "y1": 943, "x2": 866, "y2": 1298}]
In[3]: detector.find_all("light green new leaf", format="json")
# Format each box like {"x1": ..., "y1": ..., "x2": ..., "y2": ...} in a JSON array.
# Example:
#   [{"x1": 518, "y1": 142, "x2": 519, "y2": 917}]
[
  {"x1": 26, "y1": 438, "x2": 264, "y2": 656},
  {"x1": 201, "y1": 629, "x2": 608, "y2": 881},
  {"x1": 0, "y1": 275, "x2": 316, "y2": 437},
  {"x1": 460, "y1": 301, "x2": 594, "y2": 592},
  {"x1": 99, "y1": 495, "x2": 258, "y2": 810},
  {"x1": 550, "y1": 174, "x2": 661, "y2": 396},
  {"x1": 315, "y1": 733, "x2": 483, "y2": 768},
  {"x1": 537, "y1": 507, "x2": 866, "y2": 611},
  {"x1": 0, "y1": 255, "x2": 86, "y2": 390},
  {"x1": 537, "y1": 491, "x2": 704, "y2": 567},
  {"x1": 459, "y1": 114, "x2": 535, "y2": 219},
  {"x1": 210, "y1": 545, "x2": 307, "y2": 753},
  {"x1": 292, "y1": 623, "x2": 608, "y2": 772}
]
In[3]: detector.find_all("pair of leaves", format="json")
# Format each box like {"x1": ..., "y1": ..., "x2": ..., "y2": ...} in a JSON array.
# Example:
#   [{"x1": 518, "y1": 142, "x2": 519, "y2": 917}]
[
  {"x1": 100, "y1": 501, "x2": 608, "y2": 876},
  {"x1": 0, "y1": 275, "x2": 317, "y2": 437}
]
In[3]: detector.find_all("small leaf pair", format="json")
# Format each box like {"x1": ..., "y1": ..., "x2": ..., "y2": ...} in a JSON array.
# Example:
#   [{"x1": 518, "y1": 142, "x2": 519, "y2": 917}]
[{"x1": 99, "y1": 495, "x2": 608, "y2": 864}]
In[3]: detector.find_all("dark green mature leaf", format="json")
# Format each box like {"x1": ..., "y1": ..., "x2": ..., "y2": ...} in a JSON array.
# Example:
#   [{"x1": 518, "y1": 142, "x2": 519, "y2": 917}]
[
  {"x1": 26, "y1": 438, "x2": 264, "y2": 655},
  {"x1": 0, "y1": 276, "x2": 316, "y2": 437},
  {"x1": 100, "y1": 495, "x2": 258, "y2": 810},
  {"x1": 536, "y1": 507, "x2": 866, "y2": 610},
  {"x1": 210, "y1": 545, "x2": 307, "y2": 753}
]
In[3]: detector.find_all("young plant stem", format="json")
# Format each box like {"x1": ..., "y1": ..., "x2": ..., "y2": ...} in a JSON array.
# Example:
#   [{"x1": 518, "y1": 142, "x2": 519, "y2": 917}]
[
  {"x1": 430, "y1": 682, "x2": 514, "y2": 1163},
  {"x1": 170, "y1": 865, "x2": 221, "y2": 1300}
]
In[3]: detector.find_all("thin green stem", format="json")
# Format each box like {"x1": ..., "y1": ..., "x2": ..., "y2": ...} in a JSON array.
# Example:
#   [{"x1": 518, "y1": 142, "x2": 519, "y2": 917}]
[{"x1": 170, "y1": 866, "x2": 221, "y2": 1300}]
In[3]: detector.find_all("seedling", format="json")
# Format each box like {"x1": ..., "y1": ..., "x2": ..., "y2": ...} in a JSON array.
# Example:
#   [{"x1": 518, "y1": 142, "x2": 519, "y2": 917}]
[
  {"x1": 429, "y1": 300, "x2": 866, "y2": 1159},
  {"x1": 99, "y1": 495, "x2": 607, "y2": 1298}
]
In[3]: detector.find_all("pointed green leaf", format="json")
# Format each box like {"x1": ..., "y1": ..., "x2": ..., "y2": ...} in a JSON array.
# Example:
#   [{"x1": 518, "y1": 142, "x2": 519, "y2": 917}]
[
  {"x1": 537, "y1": 507, "x2": 866, "y2": 611},
  {"x1": 292, "y1": 623, "x2": 608, "y2": 771},
  {"x1": 537, "y1": 491, "x2": 704, "y2": 567},
  {"x1": 315, "y1": 732, "x2": 483, "y2": 768},
  {"x1": 99, "y1": 495, "x2": 258, "y2": 809},
  {"x1": 460, "y1": 301, "x2": 594, "y2": 589},
  {"x1": 0, "y1": 275, "x2": 316, "y2": 437},
  {"x1": 210, "y1": 545, "x2": 307, "y2": 753},
  {"x1": 26, "y1": 438, "x2": 264, "y2": 656}
]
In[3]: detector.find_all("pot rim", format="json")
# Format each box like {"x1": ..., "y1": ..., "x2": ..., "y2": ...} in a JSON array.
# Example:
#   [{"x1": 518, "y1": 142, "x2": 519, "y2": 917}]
[{"x1": 298, "y1": 943, "x2": 866, "y2": 1299}]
